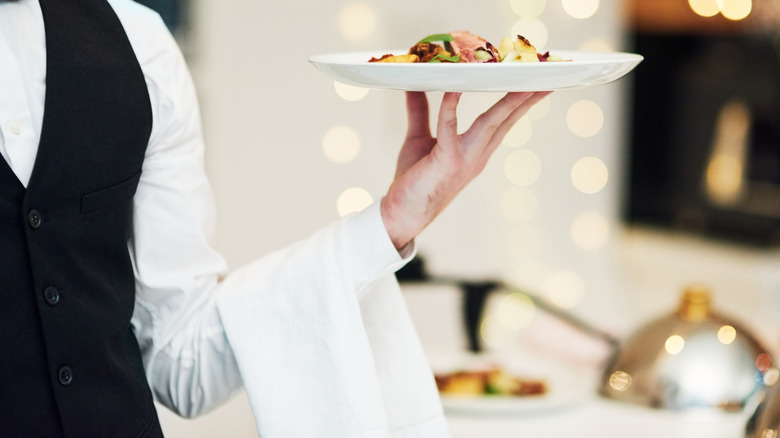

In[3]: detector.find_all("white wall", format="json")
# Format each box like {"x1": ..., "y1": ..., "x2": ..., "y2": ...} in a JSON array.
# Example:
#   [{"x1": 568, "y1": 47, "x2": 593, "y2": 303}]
[{"x1": 156, "y1": 0, "x2": 780, "y2": 436}]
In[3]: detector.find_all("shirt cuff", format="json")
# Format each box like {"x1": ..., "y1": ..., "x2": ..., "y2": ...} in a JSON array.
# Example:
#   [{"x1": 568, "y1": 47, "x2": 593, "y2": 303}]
[{"x1": 338, "y1": 200, "x2": 416, "y2": 295}]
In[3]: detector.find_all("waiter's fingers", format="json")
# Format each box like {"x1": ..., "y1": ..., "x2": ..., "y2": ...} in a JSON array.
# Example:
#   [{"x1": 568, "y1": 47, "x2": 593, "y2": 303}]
[
  {"x1": 435, "y1": 92, "x2": 462, "y2": 149},
  {"x1": 405, "y1": 91, "x2": 432, "y2": 140}
]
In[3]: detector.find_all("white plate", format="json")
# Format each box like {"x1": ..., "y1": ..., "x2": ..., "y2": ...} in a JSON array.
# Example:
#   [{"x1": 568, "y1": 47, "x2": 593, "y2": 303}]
[
  {"x1": 440, "y1": 380, "x2": 593, "y2": 416},
  {"x1": 309, "y1": 50, "x2": 643, "y2": 92},
  {"x1": 431, "y1": 352, "x2": 596, "y2": 416}
]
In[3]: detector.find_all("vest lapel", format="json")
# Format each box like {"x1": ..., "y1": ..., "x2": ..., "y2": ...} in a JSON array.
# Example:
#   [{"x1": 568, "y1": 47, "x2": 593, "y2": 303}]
[
  {"x1": 27, "y1": 0, "x2": 153, "y2": 200},
  {"x1": 0, "y1": 153, "x2": 25, "y2": 192}
]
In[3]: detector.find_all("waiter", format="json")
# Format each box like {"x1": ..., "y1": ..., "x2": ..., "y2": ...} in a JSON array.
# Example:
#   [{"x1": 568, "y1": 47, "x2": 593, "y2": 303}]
[{"x1": 0, "y1": 0, "x2": 550, "y2": 436}]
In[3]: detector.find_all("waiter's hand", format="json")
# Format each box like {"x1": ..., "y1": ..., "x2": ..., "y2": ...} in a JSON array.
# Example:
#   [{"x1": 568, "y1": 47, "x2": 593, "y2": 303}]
[{"x1": 381, "y1": 90, "x2": 552, "y2": 251}]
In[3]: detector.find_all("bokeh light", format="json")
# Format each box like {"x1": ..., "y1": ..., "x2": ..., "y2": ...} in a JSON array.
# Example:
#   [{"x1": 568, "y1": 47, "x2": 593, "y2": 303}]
[
  {"x1": 689, "y1": 0, "x2": 752, "y2": 19},
  {"x1": 323, "y1": 125, "x2": 360, "y2": 163},
  {"x1": 510, "y1": 18, "x2": 548, "y2": 49},
  {"x1": 546, "y1": 270, "x2": 585, "y2": 308},
  {"x1": 571, "y1": 156, "x2": 608, "y2": 194},
  {"x1": 609, "y1": 371, "x2": 633, "y2": 392},
  {"x1": 567, "y1": 100, "x2": 604, "y2": 138},
  {"x1": 339, "y1": 2, "x2": 377, "y2": 41},
  {"x1": 501, "y1": 187, "x2": 538, "y2": 223},
  {"x1": 510, "y1": 0, "x2": 547, "y2": 18},
  {"x1": 334, "y1": 81, "x2": 369, "y2": 101},
  {"x1": 764, "y1": 368, "x2": 780, "y2": 386},
  {"x1": 570, "y1": 211, "x2": 609, "y2": 250},
  {"x1": 720, "y1": 0, "x2": 752, "y2": 20},
  {"x1": 689, "y1": 0, "x2": 720, "y2": 17},
  {"x1": 562, "y1": 0, "x2": 600, "y2": 19},
  {"x1": 504, "y1": 149, "x2": 542, "y2": 186},
  {"x1": 665, "y1": 335, "x2": 686, "y2": 355},
  {"x1": 757, "y1": 353, "x2": 773, "y2": 372},
  {"x1": 336, "y1": 187, "x2": 373, "y2": 217},
  {"x1": 717, "y1": 325, "x2": 737, "y2": 344}
]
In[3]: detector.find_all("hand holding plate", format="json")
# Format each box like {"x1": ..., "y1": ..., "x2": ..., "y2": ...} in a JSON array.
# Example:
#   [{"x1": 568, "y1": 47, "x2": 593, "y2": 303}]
[{"x1": 381, "y1": 90, "x2": 551, "y2": 251}]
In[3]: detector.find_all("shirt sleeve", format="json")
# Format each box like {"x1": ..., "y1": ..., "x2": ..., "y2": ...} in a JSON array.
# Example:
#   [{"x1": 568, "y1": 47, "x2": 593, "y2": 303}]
[{"x1": 118, "y1": 1, "x2": 242, "y2": 417}]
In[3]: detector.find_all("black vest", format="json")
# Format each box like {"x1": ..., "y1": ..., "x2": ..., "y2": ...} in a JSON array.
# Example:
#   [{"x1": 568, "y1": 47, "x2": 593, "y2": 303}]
[{"x1": 0, "y1": 0, "x2": 163, "y2": 436}]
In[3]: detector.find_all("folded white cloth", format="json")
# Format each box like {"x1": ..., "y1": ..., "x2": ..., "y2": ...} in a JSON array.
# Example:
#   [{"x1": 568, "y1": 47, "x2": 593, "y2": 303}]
[{"x1": 217, "y1": 203, "x2": 450, "y2": 438}]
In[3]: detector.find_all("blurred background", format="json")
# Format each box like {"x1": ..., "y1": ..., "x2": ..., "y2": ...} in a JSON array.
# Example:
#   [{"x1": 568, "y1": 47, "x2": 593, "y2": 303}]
[{"x1": 134, "y1": 0, "x2": 780, "y2": 435}]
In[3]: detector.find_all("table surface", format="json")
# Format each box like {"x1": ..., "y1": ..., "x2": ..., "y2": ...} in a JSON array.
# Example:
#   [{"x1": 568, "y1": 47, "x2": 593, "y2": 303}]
[{"x1": 446, "y1": 396, "x2": 754, "y2": 438}]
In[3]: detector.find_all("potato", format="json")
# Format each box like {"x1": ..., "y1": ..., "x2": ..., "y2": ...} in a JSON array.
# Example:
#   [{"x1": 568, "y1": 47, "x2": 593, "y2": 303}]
[
  {"x1": 500, "y1": 35, "x2": 540, "y2": 63},
  {"x1": 498, "y1": 36, "x2": 515, "y2": 59},
  {"x1": 370, "y1": 54, "x2": 420, "y2": 63}
]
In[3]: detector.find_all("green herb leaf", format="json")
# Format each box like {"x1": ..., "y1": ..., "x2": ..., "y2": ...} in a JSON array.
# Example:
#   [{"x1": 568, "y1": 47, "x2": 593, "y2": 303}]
[
  {"x1": 427, "y1": 54, "x2": 461, "y2": 63},
  {"x1": 417, "y1": 33, "x2": 454, "y2": 44},
  {"x1": 485, "y1": 384, "x2": 500, "y2": 395}
]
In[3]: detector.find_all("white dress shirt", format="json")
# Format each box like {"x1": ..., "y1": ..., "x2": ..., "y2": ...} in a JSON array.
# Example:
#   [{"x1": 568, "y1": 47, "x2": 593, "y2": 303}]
[{"x1": 0, "y1": 1, "x2": 449, "y2": 436}]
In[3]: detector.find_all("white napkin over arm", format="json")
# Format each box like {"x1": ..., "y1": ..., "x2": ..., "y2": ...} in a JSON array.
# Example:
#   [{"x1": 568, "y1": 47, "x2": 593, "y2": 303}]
[{"x1": 215, "y1": 202, "x2": 449, "y2": 437}]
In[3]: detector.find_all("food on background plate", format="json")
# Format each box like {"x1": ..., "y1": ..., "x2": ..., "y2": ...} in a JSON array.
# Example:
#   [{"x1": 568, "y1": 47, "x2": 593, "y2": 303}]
[
  {"x1": 435, "y1": 365, "x2": 548, "y2": 397},
  {"x1": 369, "y1": 31, "x2": 568, "y2": 64}
]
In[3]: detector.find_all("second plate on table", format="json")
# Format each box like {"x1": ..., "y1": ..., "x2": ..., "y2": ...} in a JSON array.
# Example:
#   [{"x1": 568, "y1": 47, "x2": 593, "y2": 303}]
[{"x1": 431, "y1": 352, "x2": 596, "y2": 416}]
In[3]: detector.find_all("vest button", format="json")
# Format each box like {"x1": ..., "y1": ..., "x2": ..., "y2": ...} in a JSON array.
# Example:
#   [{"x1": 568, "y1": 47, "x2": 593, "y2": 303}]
[
  {"x1": 58, "y1": 366, "x2": 74, "y2": 386},
  {"x1": 44, "y1": 286, "x2": 60, "y2": 306},
  {"x1": 28, "y1": 209, "x2": 42, "y2": 229}
]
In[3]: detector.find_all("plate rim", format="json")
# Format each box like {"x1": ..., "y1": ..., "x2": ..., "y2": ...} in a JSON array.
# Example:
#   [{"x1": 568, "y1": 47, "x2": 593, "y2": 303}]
[
  {"x1": 309, "y1": 49, "x2": 643, "y2": 92},
  {"x1": 309, "y1": 49, "x2": 643, "y2": 66}
]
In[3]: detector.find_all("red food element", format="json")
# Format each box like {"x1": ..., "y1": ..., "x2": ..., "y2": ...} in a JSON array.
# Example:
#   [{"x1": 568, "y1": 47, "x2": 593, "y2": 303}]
[
  {"x1": 474, "y1": 42, "x2": 500, "y2": 63},
  {"x1": 368, "y1": 54, "x2": 395, "y2": 62}
]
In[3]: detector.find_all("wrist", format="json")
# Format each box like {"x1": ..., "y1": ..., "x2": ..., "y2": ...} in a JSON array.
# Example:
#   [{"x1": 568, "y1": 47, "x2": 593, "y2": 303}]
[
  {"x1": 380, "y1": 196, "x2": 406, "y2": 250},
  {"x1": 380, "y1": 195, "x2": 413, "y2": 251}
]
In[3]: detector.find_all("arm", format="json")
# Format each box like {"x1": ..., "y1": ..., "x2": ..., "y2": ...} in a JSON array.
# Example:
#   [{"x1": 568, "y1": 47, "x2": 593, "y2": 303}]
[
  {"x1": 118, "y1": 4, "x2": 445, "y2": 435},
  {"x1": 122, "y1": 4, "x2": 241, "y2": 416}
]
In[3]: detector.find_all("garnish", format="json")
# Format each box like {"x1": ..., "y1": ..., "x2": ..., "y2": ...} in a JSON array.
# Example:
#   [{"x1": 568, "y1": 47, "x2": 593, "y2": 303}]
[
  {"x1": 417, "y1": 33, "x2": 454, "y2": 44},
  {"x1": 428, "y1": 54, "x2": 461, "y2": 63}
]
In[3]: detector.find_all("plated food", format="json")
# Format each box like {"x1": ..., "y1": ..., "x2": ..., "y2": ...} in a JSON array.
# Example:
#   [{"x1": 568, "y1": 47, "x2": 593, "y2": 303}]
[
  {"x1": 435, "y1": 365, "x2": 547, "y2": 398},
  {"x1": 309, "y1": 34, "x2": 643, "y2": 92},
  {"x1": 369, "y1": 31, "x2": 567, "y2": 64}
]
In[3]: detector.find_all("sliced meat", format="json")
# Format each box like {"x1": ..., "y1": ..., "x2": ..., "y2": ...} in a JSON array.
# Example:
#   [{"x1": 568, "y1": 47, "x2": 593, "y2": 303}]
[{"x1": 448, "y1": 30, "x2": 499, "y2": 63}]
